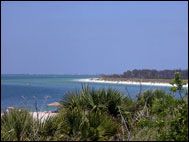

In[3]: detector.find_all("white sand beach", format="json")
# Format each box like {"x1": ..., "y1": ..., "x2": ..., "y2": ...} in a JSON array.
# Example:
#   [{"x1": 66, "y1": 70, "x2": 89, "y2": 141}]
[
  {"x1": 75, "y1": 78, "x2": 188, "y2": 88},
  {"x1": 31, "y1": 111, "x2": 57, "y2": 122},
  {"x1": 1, "y1": 111, "x2": 57, "y2": 122}
]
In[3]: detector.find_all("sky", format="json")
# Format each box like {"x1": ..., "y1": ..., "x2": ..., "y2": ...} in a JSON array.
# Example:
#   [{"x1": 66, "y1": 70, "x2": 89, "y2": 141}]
[{"x1": 1, "y1": 1, "x2": 188, "y2": 74}]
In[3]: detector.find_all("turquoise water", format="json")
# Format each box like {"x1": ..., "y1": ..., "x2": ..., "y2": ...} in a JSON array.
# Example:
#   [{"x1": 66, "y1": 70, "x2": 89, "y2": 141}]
[{"x1": 1, "y1": 75, "x2": 175, "y2": 111}]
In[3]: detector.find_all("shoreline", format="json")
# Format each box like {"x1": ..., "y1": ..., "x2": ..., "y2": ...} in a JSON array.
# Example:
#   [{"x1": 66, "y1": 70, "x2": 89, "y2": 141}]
[
  {"x1": 31, "y1": 111, "x2": 57, "y2": 121},
  {"x1": 75, "y1": 78, "x2": 188, "y2": 87},
  {"x1": 1, "y1": 111, "x2": 58, "y2": 122}
]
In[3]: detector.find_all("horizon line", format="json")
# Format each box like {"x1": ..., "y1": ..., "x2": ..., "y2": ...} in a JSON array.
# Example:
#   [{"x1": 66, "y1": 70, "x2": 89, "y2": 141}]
[{"x1": 1, "y1": 68, "x2": 188, "y2": 76}]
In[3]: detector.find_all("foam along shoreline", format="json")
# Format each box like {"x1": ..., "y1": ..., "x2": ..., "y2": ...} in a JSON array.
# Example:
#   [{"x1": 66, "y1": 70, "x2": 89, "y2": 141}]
[{"x1": 75, "y1": 78, "x2": 188, "y2": 88}]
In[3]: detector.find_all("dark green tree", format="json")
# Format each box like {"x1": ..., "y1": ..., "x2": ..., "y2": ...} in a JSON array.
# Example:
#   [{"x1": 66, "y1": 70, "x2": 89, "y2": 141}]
[{"x1": 170, "y1": 72, "x2": 186, "y2": 100}]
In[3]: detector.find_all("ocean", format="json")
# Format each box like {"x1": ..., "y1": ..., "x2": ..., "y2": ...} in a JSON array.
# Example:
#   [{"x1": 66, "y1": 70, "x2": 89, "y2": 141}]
[{"x1": 1, "y1": 74, "x2": 179, "y2": 112}]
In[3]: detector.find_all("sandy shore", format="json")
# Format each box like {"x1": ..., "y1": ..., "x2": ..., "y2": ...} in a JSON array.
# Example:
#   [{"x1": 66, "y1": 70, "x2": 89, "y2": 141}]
[
  {"x1": 75, "y1": 78, "x2": 188, "y2": 88},
  {"x1": 1, "y1": 111, "x2": 57, "y2": 122},
  {"x1": 30, "y1": 111, "x2": 57, "y2": 122}
]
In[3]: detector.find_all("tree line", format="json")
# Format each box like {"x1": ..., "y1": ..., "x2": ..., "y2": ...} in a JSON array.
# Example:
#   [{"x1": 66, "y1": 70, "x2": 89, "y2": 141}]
[{"x1": 101, "y1": 69, "x2": 188, "y2": 79}]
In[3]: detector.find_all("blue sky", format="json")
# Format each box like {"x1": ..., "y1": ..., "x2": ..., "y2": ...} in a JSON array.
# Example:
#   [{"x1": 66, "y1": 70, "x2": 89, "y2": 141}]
[{"x1": 1, "y1": 1, "x2": 188, "y2": 74}]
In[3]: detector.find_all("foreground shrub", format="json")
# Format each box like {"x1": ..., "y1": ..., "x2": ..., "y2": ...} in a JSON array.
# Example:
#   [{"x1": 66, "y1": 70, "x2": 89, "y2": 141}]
[{"x1": 1, "y1": 109, "x2": 33, "y2": 141}]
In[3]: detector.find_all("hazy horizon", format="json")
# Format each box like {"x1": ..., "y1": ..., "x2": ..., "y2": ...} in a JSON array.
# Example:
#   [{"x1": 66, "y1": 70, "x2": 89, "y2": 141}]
[
  {"x1": 1, "y1": 1, "x2": 188, "y2": 74},
  {"x1": 1, "y1": 68, "x2": 188, "y2": 76}
]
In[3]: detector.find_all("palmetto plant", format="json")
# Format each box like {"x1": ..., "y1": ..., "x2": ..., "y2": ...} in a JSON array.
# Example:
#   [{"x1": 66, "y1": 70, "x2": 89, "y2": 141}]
[
  {"x1": 53, "y1": 106, "x2": 122, "y2": 141},
  {"x1": 55, "y1": 86, "x2": 126, "y2": 141},
  {"x1": 62, "y1": 86, "x2": 125, "y2": 116},
  {"x1": 34, "y1": 115, "x2": 58, "y2": 141},
  {"x1": 1, "y1": 109, "x2": 33, "y2": 141},
  {"x1": 1, "y1": 109, "x2": 59, "y2": 141}
]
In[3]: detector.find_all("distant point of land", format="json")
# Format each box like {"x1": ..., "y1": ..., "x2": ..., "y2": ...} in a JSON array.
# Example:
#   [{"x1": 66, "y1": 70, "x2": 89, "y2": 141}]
[{"x1": 100, "y1": 69, "x2": 188, "y2": 83}]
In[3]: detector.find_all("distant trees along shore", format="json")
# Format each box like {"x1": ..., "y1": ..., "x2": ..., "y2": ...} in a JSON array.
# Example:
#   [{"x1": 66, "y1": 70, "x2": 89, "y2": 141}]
[{"x1": 101, "y1": 69, "x2": 188, "y2": 79}]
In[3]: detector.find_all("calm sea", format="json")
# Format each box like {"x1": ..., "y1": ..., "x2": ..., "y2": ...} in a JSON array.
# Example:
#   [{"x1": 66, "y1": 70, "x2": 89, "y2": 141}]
[{"x1": 1, "y1": 74, "x2": 176, "y2": 112}]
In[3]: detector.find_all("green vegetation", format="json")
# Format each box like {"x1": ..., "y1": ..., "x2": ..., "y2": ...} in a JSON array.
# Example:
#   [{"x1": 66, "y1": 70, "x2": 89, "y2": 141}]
[
  {"x1": 102, "y1": 69, "x2": 188, "y2": 80},
  {"x1": 1, "y1": 109, "x2": 33, "y2": 141},
  {"x1": 170, "y1": 72, "x2": 187, "y2": 100},
  {"x1": 1, "y1": 73, "x2": 188, "y2": 141}
]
